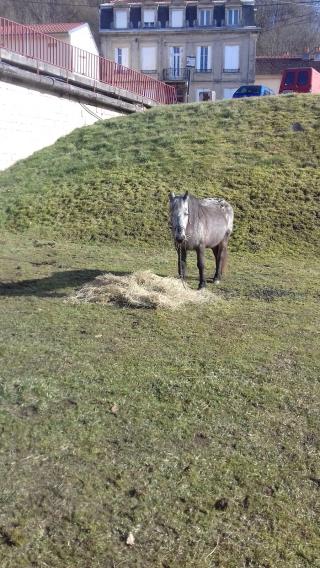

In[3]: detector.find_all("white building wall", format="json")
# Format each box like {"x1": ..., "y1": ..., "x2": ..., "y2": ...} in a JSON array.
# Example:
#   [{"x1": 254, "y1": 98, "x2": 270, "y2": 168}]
[
  {"x1": 69, "y1": 25, "x2": 100, "y2": 78},
  {"x1": 69, "y1": 25, "x2": 99, "y2": 55},
  {"x1": 0, "y1": 80, "x2": 121, "y2": 171}
]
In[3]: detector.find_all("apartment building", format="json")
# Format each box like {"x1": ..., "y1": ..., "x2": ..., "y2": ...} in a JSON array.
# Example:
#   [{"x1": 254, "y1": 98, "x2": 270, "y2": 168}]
[{"x1": 99, "y1": 0, "x2": 258, "y2": 102}]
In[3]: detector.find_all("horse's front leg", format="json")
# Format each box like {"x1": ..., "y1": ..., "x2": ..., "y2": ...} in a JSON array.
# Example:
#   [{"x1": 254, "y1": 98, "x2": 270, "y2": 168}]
[
  {"x1": 196, "y1": 246, "x2": 206, "y2": 289},
  {"x1": 177, "y1": 246, "x2": 187, "y2": 279}
]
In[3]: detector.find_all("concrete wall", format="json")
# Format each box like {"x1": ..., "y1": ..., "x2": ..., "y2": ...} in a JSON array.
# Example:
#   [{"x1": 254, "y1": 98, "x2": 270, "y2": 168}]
[
  {"x1": 0, "y1": 80, "x2": 120, "y2": 170},
  {"x1": 255, "y1": 74, "x2": 280, "y2": 93}
]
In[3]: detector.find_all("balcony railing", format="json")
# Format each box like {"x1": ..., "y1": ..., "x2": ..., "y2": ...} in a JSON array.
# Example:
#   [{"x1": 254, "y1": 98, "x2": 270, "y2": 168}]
[
  {"x1": 0, "y1": 17, "x2": 176, "y2": 104},
  {"x1": 163, "y1": 68, "x2": 189, "y2": 81}
]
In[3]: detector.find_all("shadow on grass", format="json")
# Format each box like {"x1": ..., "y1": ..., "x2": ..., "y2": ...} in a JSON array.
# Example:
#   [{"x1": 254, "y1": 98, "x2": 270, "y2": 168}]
[{"x1": 0, "y1": 269, "x2": 108, "y2": 298}]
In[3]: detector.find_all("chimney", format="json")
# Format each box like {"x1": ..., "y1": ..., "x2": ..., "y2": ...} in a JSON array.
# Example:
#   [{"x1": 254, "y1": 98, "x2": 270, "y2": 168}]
[
  {"x1": 302, "y1": 47, "x2": 311, "y2": 60},
  {"x1": 313, "y1": 47, "x2": 320, "y2": 61}
]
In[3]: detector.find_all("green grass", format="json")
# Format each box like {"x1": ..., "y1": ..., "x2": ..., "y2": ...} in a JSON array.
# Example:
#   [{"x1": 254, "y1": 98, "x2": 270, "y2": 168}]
[
  {"x1": 0, "y1": 96, "x2": 319, "y2": 566},
  {"x1": 0, "y1": 95, "x2": 319, "y2": 252},
  {"x1": 0, "y1": 234, "x2": 319, "y2": 567}
]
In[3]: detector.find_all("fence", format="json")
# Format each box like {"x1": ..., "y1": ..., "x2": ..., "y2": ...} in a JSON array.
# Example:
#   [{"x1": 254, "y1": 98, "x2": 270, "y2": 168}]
[{"x1": 0, "y1": 17, "x2": 177, "y2": 104}]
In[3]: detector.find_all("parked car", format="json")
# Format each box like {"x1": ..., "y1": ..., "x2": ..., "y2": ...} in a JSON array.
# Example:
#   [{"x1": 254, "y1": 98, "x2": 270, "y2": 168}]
[
  {"x1": 279, "y1": 66, "x2": 320, "y2": 94},
  {"x1": 232, "y1": 85, "x2": 275, "y2": 98}
]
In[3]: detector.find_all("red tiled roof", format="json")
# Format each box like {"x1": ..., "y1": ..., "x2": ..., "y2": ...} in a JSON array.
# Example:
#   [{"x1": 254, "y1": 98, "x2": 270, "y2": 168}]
[
  {"x1": 28, "y1": 22, "x2": 85, "y2": 34},
  {"x1": 256, "y1": 56, "x2": 320, "y2": 75}
]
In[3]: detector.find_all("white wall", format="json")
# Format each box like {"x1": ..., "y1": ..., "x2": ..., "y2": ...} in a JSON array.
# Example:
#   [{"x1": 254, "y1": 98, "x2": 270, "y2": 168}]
[
  {"x1": 69, "y1": 25, "x2": 100, "y2": 78},
  {"x1": 0, "y1": 80, "x2": 121, "y2": 171},
  {"x1": 69, "y1": 25, "x2": 99, "y2": 56}
]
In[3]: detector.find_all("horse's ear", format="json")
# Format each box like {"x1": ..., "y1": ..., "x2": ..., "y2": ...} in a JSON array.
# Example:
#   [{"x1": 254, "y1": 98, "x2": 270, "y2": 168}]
[
  {"x1": 183, "y1": 191, "x2": 189, "y2": 201},
  {"x1": 169, "y1": 192, "x2": 175, "y2": 202}
]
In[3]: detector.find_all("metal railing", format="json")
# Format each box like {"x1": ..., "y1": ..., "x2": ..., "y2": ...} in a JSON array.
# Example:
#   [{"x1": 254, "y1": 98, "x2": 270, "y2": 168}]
[
  {"x1": 163, "y1": 67, "x2": 189, "y2": 81},
  {"x1": 0, "y1": 17, "x2": 177, "y2": 104}
]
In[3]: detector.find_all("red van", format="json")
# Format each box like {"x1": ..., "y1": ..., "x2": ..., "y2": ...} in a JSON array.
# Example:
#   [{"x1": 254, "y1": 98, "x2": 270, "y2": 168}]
[{"x1": 279, "y1": 66, "x2": 320, "y2": 94}]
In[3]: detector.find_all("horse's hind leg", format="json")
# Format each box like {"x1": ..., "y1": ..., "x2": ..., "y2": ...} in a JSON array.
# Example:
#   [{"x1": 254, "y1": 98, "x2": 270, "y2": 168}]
[
  {"x1": 212, "y1": 246, "x2": 219, "y2": 282},
  {"x1": 213, "y1": 237, "x2": 229, "y2": 284},
  {"x1": 196, "y1": 246, "x2": 206, "y2": 289}
]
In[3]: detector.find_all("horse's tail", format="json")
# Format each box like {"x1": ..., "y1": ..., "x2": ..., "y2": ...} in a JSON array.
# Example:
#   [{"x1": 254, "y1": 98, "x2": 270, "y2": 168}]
[
  {"x1": 225, "y1": 206, "x2": 234, "y2": 234},
  {"x1": 221, "y1": 244, "x2": 228, "y2": 275}
]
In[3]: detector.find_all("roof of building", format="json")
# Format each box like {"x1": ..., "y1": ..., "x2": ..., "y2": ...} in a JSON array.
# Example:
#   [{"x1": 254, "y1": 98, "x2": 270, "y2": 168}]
[
  {"x1": 256, "y1": 56, "x2": 320, "y2": 75},
  {"x1": 28, "y1": 22, "x2": 86, "y2": 34}
]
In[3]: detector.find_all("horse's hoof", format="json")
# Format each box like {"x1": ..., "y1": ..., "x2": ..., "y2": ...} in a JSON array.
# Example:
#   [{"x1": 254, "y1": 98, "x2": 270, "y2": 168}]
[
  {"x1": 213, "y1": 279, "x2": 220, "y2": 285},
  {"x1": 198, "y1": 283, "x2": 206, "y2": 290}
]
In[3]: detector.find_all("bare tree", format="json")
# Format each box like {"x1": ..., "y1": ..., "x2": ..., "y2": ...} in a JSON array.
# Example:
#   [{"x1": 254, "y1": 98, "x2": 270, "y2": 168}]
[
  {"x1": 0, "y1": 0, "x2": 100, "y2": 34},
  {"x1": 256, "y1": 0, "x2": 320, "y2": 55}
]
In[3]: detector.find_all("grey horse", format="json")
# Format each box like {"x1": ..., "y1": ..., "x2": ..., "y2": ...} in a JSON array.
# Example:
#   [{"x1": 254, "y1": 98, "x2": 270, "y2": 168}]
[{"x1": 169, "y1": 191, "x2": 234, "y2": 289}]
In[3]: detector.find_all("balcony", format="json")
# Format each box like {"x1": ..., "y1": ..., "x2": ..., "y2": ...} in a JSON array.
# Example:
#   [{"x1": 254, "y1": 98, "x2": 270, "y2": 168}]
[
  {"x1": 195, "y1": 68, "x2": 213, "y2": 73},
  {"x1": 163, "y1": 68, "x2": 189, "y2": 81}
]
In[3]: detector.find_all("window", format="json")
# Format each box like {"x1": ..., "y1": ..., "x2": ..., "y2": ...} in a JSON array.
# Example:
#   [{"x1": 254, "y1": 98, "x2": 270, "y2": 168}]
[
  {"x1": 197, "y1": 89, "x2": 212, "y2": 101},
  {"x1": 284, "y1": 71, "x2": 295, "y2": 86},
  {"x1": 199, "y1": 9, "x2": 211, "y2": 26},
  {"x1": 114, "y1": 9, "x2": 128, "y2": 29},
  {"x1": 100, "y1": 7, "x2": 113, "y2": 30},
  {"x1": 224, "y1": 45, "x2": 240, "y2": 71},
  {"x1": 171, "y1": 9, "x2": 184, "y2": 27},
  {"x1": 170, "y1": 46, "x2": 182, "y2": 76},
  {"x1": 223, "y1": 88, "x2": 237, "y2": 99},
  {"x1": 158, "y1": 6, "x2": 169, "y2": 28},
  {"x1": 114, "y1": 47, "x2": 129, "y2": 67},
  {"x1": 298, "y1": 70, "x2": 309, "y2": 86},
  {"x1": 237, "y1": 85, "x2": 261, "y2": 95},
  {"x1": 141, "y1": 46, "x2": 157, "y2": 71},
  {"x1": 130, "y1": 7, "x2": 141, "y2": 28},
  {"x1": 196, "y1": 46, "x2": 212, "y2": 71},
  {"x1": 143, "y1": 8, "x2": 156, "y2": 27},
  {"x1": 227, "y1": 8, "x2": 241, "y2": 26},
  {"x1": 186, "y1": 5, "x2": 197, "y2": 27}
]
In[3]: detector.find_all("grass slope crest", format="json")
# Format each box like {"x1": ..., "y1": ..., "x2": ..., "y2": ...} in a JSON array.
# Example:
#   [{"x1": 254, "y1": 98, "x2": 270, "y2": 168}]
[{"x1": 0, "y1": 95, "x2": 319, "y2": 253}]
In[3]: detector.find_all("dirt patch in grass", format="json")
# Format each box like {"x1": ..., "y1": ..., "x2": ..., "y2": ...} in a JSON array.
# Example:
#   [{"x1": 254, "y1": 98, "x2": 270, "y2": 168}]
[{"x1": 68, "y1": 270, "x2": 217, "y2": 309}]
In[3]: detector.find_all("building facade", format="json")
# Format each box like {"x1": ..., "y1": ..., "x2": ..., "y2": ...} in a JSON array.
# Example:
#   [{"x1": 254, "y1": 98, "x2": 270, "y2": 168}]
[
  {"x1": 99, "y1": 0, "x2": 258, "y2": 102},
  {"x1": 255, "y1": 54, "x2": 320, "y2": 94}
]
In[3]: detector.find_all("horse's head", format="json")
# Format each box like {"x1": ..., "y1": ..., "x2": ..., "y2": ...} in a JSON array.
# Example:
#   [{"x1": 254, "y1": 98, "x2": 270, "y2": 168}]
[{"x1": 169, "y1": 191, "x2": 189, "y2": 244}]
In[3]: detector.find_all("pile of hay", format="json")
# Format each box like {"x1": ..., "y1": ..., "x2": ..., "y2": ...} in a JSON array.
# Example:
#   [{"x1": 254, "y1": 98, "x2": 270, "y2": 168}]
[{"x1": 68, "y1": 271, "x2": 217, "y2": 310}]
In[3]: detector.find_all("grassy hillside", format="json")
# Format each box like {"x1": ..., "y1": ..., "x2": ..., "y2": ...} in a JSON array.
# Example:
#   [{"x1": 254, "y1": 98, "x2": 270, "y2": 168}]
[
  {"x1": 0, "y1": 94, "x2": 319, "y2": 252},
  {"x1": 0, "y1": 95, "x2": 319, "y2": 566}
]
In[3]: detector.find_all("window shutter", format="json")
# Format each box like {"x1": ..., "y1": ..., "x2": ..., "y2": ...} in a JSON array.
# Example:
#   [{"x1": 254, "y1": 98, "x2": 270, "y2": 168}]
[
  {"x1": 223, "y1": 88, "x2": 236, "y2": 99},
  {"x1": 196, "y1": 46, "x2": 201, "y2": 69},
  {"x1": 144, "y1": 9, "x2": 155, "y2": 23},
  {"x1": 224, "y1": 45, "x2": 239, "y2": 70},
  {"x1": 122, "y1": 47, "x2": 129, "y2": 67},
  {"x1": 115, "y1": 9, "x2": 127, "y2": 29},
  {"x1": 172, "y1": 9, "x2": 184, "y2": 27},
  {"x1": 207, "y1": 46, "x2": 212, "y2": 69},
  {"x1": 141, "y1": 46, "x2": 157, "y2": 70}
]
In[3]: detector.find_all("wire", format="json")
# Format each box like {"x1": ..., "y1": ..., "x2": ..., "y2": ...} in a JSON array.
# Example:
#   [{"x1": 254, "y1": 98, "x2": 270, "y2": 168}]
[{"x1": 79, "y1": 101, "x2": 103, "y2": 120}]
